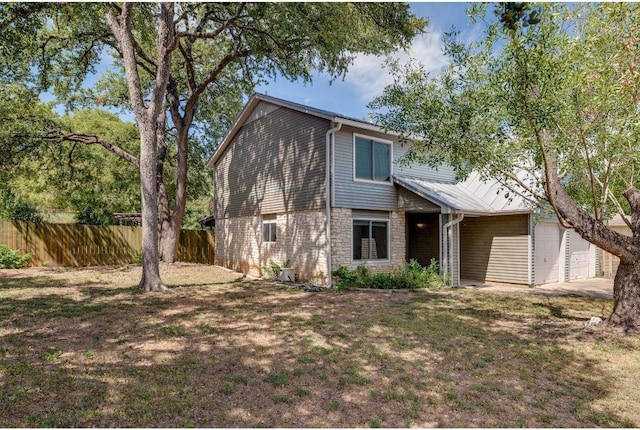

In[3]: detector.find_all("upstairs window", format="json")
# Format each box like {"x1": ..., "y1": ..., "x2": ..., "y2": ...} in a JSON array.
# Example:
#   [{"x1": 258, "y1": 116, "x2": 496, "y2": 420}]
[{"x1": 354, "y1": 136, "x2": 391, "y2": 182}]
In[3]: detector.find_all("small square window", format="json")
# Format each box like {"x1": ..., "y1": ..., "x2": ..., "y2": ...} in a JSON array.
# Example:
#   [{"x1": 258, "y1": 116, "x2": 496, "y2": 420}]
[{"x1": 263, "y1": 221, "x2": 276, "y2": 243}]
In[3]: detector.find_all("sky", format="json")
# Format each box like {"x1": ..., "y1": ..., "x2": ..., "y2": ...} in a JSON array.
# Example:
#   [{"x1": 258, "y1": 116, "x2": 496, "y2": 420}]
[
  {"x1": 41, "y1": 2, "x2": 478, "y2": 123},
  {"x1": 254, "y1": 2, "x2": 478, "y2": 121}
]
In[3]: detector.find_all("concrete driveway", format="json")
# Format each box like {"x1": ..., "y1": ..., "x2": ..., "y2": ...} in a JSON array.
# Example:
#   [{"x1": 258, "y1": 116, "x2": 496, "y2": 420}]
[{"x1": 462, "y1": 277, "x2": 614, "y2": 299}]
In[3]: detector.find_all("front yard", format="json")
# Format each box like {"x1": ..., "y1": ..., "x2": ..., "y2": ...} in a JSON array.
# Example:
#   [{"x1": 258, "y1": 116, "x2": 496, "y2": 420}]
[{"x1": 0, "y1": 264, "x2": 638, "y2": 427}]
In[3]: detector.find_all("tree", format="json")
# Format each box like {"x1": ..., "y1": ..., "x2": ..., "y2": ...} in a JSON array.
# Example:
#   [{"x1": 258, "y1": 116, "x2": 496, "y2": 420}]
[
  {"x1": 89, "y1": 2, "x2": 428, "y2": 262},
  {"x1": 0, "y1": 187, "x2": 44, "y2": 224},
  {"x1": 2, "y1": 2, "x2": 427, "y2": 290},
  {"x1": 104, "y1": 3, "x2": 175, "y2": 291},
  {"x1": 0, "y1": 101, "x2": 144, "y2": 225},
  {"x1": 371, "y1": 3, "x2": 640, "y2": 332}
]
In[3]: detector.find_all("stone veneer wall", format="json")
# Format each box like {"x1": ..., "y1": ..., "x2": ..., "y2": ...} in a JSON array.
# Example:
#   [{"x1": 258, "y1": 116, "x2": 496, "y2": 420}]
[
  {"x1": 330, "y1": 208, "x2": 406, "y2": 275},
  {"x1": 215, "y1": 209, "x2": 328, "y2": 283}
]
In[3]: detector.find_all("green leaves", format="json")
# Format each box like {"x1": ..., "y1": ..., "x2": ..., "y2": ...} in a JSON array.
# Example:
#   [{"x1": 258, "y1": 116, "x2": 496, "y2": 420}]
[{"x1": 373, "y1": 2, "x2": 640, "y2": 219}]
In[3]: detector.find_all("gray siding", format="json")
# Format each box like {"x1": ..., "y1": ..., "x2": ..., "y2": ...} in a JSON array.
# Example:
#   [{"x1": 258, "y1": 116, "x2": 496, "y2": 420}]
[
  {"x1": 394, "y1": 144, "x2": 457, "y2": 182},
  {"x1": 333, "y1": 126, "x2": 457, "y2": 210},
  {"x1": 398, "y1": 187, "x2": 441, "y2": 212},
  {"x1": 245, "y1": 101, "x2": 280, "y2": 125},
  {"x1": 215, "y1": 107, "x2": 330, "y2": 218},
  {"x1": 460, "y1": 214, "x2": 530, "y2": 284},
  {"x1": 333, "y1": 126, "x2": 397, "y2": 210}
]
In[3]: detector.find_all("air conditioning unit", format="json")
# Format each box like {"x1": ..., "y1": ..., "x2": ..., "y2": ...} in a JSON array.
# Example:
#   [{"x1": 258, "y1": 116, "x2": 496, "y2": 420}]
[{"x1": 278, "y1": 268, "x2": 295, "y2": 282}]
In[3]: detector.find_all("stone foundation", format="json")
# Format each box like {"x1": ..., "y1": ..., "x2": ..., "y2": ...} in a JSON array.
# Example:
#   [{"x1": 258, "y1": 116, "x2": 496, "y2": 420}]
[
  {"x1": 330, "y1": 208, "x2": 406, "y2": 275},
  {"x1": 215, "y1": 209, "x2": 328, "y2": 283}
]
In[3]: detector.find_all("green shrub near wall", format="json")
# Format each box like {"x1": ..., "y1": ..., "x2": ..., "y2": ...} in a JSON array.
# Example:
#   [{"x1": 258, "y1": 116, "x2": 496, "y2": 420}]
[
  {"x1": 332, "y1": 259, "x2": 445, "y2": 290},
  {"x1": 0, "y1": 244, "x2": 31, "y2": 268}
]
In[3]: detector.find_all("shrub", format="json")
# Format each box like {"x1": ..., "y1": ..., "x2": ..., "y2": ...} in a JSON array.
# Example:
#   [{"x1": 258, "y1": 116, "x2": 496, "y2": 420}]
[
  {"x1": 11, "y1": 202, "x2": 44, "y2": 224},
  {"x1": 0, "y1": 244, "x2": 31, "y2": 268},
  {"x1": 0, "y1": 188, "x2": 44, "y2": 224},
  {"x1": 331, "y1": 259, "x2": 445, "y2": 290},
  {"x1": 75, "y1": 204, "x2": 114, "y2": 225},
  {"x1": 332, "y1": 265, "x2": 359, "y2": 290}
]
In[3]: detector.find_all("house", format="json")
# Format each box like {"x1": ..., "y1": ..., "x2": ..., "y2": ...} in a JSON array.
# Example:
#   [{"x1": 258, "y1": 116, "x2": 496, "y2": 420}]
[{"x1": 206, "y1": 94, "x2": 598, "y2": 287}]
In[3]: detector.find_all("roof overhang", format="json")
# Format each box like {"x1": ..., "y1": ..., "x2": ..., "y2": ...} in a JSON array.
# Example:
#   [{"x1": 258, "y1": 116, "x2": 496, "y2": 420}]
[{"x1": 394, "y1": 175, "x2": 532, "y2": 217}]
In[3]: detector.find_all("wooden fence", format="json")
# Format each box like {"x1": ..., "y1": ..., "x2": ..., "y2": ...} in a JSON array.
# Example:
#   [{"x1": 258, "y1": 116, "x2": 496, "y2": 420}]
[{"x1": 0, "y1": 220, "x2": 214, "y2": 266}]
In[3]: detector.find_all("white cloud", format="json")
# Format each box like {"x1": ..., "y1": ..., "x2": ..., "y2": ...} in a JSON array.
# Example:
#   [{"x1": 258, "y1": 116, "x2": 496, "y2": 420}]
[{"x1": 343, "y1": 31, "x2": 449, "y2": 102}]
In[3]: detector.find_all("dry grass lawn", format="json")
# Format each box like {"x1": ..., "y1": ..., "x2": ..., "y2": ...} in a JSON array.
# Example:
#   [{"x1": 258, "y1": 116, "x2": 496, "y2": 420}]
[{"x1": 1, "y1": 263, "x2": 639, "y2": 427}]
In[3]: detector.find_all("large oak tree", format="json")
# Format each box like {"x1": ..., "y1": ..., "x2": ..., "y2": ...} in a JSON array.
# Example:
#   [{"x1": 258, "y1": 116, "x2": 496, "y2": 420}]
[
  {"x1": 1, "y1": 2, "x2": 426, "y2": 290},
  {"x1": 372, "y1": 3, "x2": 640, "y2": 332}
]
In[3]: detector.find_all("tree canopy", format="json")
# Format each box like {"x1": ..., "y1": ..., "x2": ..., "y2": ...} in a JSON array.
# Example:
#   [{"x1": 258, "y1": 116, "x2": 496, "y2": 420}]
[
  {"x1": 372, "y1": 2, "x2": 640, "y2": 331},
  {"x1": 1, "y1": 2, "x2": 427, "y2": 291}
]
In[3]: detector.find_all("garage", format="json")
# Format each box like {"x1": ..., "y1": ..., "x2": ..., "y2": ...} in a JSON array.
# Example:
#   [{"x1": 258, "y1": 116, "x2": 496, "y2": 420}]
[
  {"x1": 534, "y1": 222, "x2": 562, "y2": 285},
  {"x1": 459, "y1": 214, "x2": 530, "y2": 285},
  {"x1": 568, "y1": 230, "x2": 594, "y2": 280}
]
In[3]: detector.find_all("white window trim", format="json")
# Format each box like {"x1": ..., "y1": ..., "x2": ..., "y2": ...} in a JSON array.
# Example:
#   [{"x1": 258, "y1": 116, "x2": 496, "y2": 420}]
[
  {"x1": 351, "y1": 213, "x2": 391, "y2": 264},
  {"x1": 352, "y1": 133, "x2": 394, "y2": 186},
  {"x1": 262, "y1": 216, "x2": 277, "y2": 244}
]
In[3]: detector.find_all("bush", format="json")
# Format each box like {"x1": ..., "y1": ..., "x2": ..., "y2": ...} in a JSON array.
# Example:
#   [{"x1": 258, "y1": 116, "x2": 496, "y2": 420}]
[
  {"x1": 0, "y1": 188, "x2": 44, "y2": 224},
  {"x1": 75, "y1": 204, "x2": 114, "y2": 225},
  {"x1": 332, "y1": 259, "x2": 445, "y2": 290},
  {"x1": 0, "y1": 244, "x2": 31, "y2": 268}
]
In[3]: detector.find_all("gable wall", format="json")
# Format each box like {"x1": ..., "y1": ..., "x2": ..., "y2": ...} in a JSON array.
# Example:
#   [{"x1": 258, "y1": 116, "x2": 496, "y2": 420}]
[{"x1": 215, "y1": 107, "x2": 330, "y2": 218}]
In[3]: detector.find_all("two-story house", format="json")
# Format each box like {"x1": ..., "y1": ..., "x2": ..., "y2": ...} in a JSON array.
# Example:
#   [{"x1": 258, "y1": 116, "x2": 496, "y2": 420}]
[{"x1": 207, "y1": 94, "x2": 598, "y2": 287}]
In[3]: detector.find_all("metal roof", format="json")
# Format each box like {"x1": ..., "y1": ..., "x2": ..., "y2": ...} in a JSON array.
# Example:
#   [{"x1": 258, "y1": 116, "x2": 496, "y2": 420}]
[{"x1": 393, "y1": 172, "x2": 532, "y2": 216}]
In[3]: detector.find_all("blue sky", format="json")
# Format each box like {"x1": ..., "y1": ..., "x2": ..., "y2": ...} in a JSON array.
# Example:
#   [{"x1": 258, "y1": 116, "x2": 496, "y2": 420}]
[
  {"x1": 42, "y1": 3, "x2": 477, "y2": 122},
  {"x1": 255, "y1": 2, "x2": 478, "y2": 120}
]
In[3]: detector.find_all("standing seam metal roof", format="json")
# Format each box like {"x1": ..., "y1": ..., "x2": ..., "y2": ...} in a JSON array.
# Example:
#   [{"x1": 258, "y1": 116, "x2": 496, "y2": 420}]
[{"x1": 393, "y1": 174, "x2": 531, "y2": 215}]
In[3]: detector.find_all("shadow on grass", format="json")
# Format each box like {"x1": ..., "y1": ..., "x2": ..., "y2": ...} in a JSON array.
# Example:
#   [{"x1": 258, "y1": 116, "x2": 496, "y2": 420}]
[
  {"x1": 0, "y1": 279, "x2": 634, "y2": 427},
  {"x1": 0, "y1": 276, "x2": 73, "y2": 290}
]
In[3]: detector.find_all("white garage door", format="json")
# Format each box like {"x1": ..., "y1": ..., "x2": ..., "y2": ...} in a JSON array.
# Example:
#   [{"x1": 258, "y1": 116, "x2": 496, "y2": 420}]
[
  {"x1": 569, "y1": 230, "x2": 590, "y2": 280},
  {"x1": 535, "y1": 223, "x2": 561, "y2": 285}
]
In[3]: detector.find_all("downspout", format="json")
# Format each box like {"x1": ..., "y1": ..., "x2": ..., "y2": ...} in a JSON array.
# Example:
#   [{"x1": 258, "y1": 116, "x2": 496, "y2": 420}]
[
  {"x1": 325, "y1": 121, "x2": 342, "y2": 288},
  {"x1": 442, "y1": 213, "x2": 464, "y2": 287}
]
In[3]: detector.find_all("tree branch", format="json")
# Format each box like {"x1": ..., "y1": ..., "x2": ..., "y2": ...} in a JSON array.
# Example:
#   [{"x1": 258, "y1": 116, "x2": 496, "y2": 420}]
[
  {"x1": 0, "y1": 3, "x2": 51, "y2": 33},
  {"x1": 175, "y1": 2, "x2": 247, "y2": 43},
  {"x1": 545, "y1": 147, "x2": 637, "y2": 261},
  {"x1": 44, "y1": 129, "x2": 139, "y2": 167},
  {"x1": 494, "y1": 166, "x2": 548, "y2": 203},
  {"x1": 190, "y1": 48, "x2": 250, "y2": 105}
]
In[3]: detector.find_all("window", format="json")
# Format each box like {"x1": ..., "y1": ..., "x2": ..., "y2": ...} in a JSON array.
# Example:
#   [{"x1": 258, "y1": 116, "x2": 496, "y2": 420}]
[
  {"x1": 262, "y1": 217, "x2": 276, "y2": 243},
  {"x1": 353, "y1": 218, "x2": 389, "y2": 261},
  {"x1": 354, "y1": 136, "x2": 391, "y2": 182}
]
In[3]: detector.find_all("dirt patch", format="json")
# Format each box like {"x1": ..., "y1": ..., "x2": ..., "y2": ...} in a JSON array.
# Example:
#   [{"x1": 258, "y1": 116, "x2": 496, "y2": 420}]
[{"x1": 0, "y1": 264, "x2": 638, "y2": 427}]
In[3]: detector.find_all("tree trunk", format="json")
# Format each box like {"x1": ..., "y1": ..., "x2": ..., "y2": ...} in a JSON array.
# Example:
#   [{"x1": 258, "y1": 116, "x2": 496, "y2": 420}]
[
  {"x1": 161, "y1": 125, "x2": 189, "y2": 263},
  {"x1": 538, "y1": 145, "x2": 640, "y2": 331},
  {"x1": 155, "y1": 109, "x2": 178, "y2": 264},
  {"x1": 159, "y1": 218, "x2": 179, "y2": 262},
  {"x1": 160, "y1": 79, "x2": 193, "y2": 264},
  {"x1": 608, "y1": 261, "x2": 640, "y2": 333},
  {"x1": 138, "y1": 121, "x2": 168, "y2": 292},
  {"x1": 608, "y1": 189, "x2": 640, "y2": 332},
  {"x1": 105, "y1": 2, "x2": 175, "y2": 292}
]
